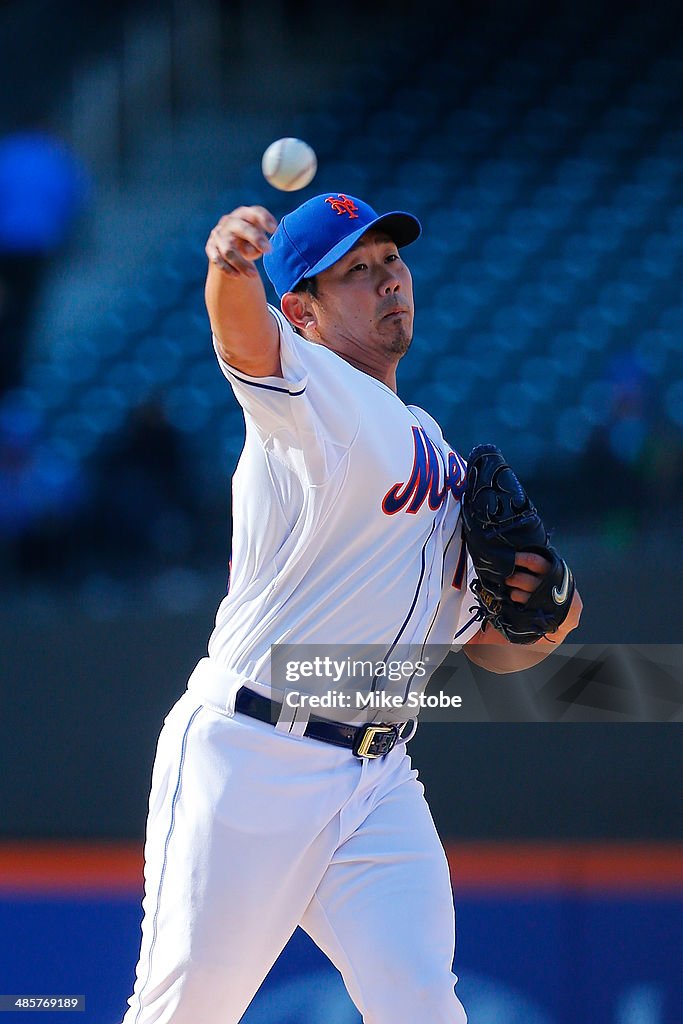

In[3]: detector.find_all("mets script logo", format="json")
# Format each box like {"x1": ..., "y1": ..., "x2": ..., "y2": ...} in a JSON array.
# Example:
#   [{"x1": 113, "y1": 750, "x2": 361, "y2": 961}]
[
  {"x1": 325, "y1": 194, "x2": 359, "y2": 218},
  {"x1": 382, "y1": 427, "x2": 467, "y2": 515}
]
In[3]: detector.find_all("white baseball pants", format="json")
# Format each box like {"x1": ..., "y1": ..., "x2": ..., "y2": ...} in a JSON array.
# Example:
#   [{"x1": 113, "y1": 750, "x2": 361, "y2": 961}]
[{"x1": 121, "y1": 661, "x2": 467, "y2": 1024}]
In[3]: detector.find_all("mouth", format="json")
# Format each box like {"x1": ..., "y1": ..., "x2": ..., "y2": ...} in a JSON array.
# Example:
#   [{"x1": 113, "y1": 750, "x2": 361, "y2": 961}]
[{"x1": 381, "y1": 308, "x2": 409, "y2": 320}]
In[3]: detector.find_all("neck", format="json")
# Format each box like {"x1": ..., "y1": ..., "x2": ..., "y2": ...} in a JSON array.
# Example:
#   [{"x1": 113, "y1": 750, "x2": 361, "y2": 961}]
[
  {"x1": 342, "y1": 354, "x2": 398, "y2": 392},
  {"x1": 308, "y1": 335, "x2": 400, "y2": 393},
  {"x1": 315, "y1": 340, "x2": 398, "y2": 392}
]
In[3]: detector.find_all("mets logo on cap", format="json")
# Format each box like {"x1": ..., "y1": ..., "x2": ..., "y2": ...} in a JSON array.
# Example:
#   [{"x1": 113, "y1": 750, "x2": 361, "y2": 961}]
[{"x1": 325, "y1": 194, "x2": 359, "y2": 218}]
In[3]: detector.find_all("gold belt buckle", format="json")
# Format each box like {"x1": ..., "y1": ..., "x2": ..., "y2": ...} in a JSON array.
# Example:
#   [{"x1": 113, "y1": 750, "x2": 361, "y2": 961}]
[{"x1": 354, "y1": 724, "x2": 396, "y2": 759}]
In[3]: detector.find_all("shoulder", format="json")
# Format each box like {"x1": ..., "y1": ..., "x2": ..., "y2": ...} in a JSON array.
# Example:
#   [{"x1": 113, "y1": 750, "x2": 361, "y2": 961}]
[
  {"x1": 268, "y1": 305, "x2": 333, "y2": 373},
  {"x1": 405, "y1": 404, "x2": 447, "y2": 442}
]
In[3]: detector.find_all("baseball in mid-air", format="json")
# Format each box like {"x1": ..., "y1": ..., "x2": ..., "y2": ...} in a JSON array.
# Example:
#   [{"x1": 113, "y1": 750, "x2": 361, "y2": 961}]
[{"x1": 261, "y1": 138, "x2": 317, "y2": 191}]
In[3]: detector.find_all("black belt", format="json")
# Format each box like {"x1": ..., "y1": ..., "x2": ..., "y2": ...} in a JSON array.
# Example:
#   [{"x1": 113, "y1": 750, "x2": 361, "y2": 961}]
[{"x1": 234, "y1": 687, "x2": 412, "y2": 759}]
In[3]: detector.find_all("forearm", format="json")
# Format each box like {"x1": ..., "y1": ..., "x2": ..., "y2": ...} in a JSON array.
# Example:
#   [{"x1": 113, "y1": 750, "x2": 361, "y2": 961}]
[
  {"x1": 463, "y1": 589, "x2": 583, "y2": 674},
  {"x1": 204, "y1": 206, "x2": 281, "y2": 377},
  {"x1": 205, "y1": 261, "x2": 280, "y2": 375}
]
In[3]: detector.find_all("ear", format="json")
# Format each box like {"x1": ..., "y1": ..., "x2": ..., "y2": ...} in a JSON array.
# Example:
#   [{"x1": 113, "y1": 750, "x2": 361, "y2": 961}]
[{"x1": 281, "y1": 292, "x2": 317, "y2": 335}]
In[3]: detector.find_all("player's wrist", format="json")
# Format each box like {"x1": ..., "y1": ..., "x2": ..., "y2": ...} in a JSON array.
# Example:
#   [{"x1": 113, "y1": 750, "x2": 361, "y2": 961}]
[
  {"x1": 526, "y1": 587, "x2": 582, "y2": 647},
  {"x1": 550, "y1": 588, "x2": 583, "y2": 642}
]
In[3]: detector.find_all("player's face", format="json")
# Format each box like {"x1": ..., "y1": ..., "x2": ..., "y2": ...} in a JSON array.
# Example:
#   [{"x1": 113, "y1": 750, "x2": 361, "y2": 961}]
[{"x1": 311, "y1": 231, "x2": 415, "y2": 360}]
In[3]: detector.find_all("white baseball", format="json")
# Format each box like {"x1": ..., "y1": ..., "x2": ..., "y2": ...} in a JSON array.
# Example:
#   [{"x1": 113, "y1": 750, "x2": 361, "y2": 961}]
[{"x1": 261, "y1": 138, "x2": 317, "y2": 192}]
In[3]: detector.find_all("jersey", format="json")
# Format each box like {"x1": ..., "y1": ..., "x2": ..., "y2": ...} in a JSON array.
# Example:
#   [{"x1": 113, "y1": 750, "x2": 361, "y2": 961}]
[
  {"x1": 121, "y1": 309, "x2": 472, "y2": 1024},
  {"x1": 207, "y1": 306, "x2": 480, "y2": 713}
]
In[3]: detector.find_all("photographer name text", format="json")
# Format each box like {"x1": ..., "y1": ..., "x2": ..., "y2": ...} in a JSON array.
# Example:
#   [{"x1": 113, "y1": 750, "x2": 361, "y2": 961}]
[{"x1": 284, "y1": 690, "x2": 462, "y2": 710}]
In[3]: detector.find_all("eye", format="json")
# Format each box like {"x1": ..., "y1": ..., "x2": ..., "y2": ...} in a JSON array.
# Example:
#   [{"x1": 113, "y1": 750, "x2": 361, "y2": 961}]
[
  {"x1": 349, "y1": 262, "x2": 368, "y2": 272},
  {"x1": 386, "y1": 253, "x2": 400, "y2": 263}
]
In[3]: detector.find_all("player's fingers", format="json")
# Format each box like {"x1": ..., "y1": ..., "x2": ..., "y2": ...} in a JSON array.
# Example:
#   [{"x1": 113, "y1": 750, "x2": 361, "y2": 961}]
[
  {"x1": 514, "y1": 551, "x2": 551, "y2": 575},
  {"x1": 207, "y1": 225, "x2": 261, "y2": 265},
  {"x1": 506, "y1": 570, "x2": 537, "y2": 591},
  {"x1": 216, "y1": 221, "x2": 271, "y2": 257},
  {"x1": 228, "y1": 206, "x2": 278, "y2": 240},
  {"x1": 235, "y1": 220, "x2": 273, "y2": 254},
  {"x1": 506, "y1": 569, "x2": 541, "y2": 593},
  {"x1": 207, "y1": 243, "x2": 258, "y2": 278},
  {"x1": 204, "y1": 204, "x2": 276, "y2": 271},
  {"x1": 507, "y1": 554, "x2": 553, "y2": 601},
  {"x1": 206, "y1": 239, "x2": 235, "y2": 271},
  {"x1": 232, "y1": 235, "x2": 267, "y2": 260},
  {"x1": 241, "y1": 205, "x2": 279, "y2": 233},
  {"x1": 223, "y1": 249, "x2": 259, "y2": 277}
]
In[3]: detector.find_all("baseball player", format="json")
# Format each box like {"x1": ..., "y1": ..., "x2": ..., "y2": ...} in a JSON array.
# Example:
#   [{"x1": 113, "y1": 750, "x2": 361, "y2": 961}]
[{"x1": 121, "y1": 192, "x2": 582, "y2": 1024}]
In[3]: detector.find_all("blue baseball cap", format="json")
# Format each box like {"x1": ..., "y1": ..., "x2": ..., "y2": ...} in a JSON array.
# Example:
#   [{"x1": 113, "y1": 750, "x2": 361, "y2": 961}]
[{"x1": 263, "y1": 192, "x2": 421, "y2": 298}]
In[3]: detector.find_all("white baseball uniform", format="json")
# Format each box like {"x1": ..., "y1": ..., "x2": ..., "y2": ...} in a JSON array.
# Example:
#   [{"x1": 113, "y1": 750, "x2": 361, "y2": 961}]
[{"x1": 122, "y1": 307, "x2": 480, "y2": 1024}]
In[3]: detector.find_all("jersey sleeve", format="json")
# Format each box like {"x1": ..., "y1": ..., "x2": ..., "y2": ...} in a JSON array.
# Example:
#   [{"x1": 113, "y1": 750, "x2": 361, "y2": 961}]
[
  {"x1": 213, "y1": 305, "x2": 357, "y2": 485},
  {"x1": 213, "y1": 305, "x2": 309, "y2": 428}
]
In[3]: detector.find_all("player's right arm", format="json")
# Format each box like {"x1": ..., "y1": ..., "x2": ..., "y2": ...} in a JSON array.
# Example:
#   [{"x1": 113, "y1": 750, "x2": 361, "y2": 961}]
[{"x1": 204, "y1": 206, "x2": 281, "y2": 377}]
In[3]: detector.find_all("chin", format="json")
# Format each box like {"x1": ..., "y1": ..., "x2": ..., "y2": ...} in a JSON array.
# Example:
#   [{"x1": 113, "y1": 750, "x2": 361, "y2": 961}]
[{"x1": 388, "y1": 328, "x2": 413, "y2": 356}]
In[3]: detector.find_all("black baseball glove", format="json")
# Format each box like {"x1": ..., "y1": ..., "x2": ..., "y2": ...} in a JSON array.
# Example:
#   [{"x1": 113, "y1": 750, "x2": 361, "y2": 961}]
[{"x1": 461, "y1": 444, "x2": 575, "y2": 645}]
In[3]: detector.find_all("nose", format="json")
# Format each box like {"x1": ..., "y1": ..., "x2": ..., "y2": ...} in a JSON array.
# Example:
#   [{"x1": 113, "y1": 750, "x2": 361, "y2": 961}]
[{"x1": 379, "y1": 268, "x2": 401, "y2": 295}]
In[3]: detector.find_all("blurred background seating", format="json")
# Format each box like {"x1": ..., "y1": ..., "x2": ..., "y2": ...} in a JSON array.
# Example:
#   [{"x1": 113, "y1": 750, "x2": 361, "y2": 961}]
[
  {"x1": 1, "y1": 6, "x2": 682, "y2": 1021},
  {"x1": 1, "y1": 0, "x2": 681, "y2": 592},
  {"x1": 0, "y1": 0, "x2": 681, "y2": 826}
]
